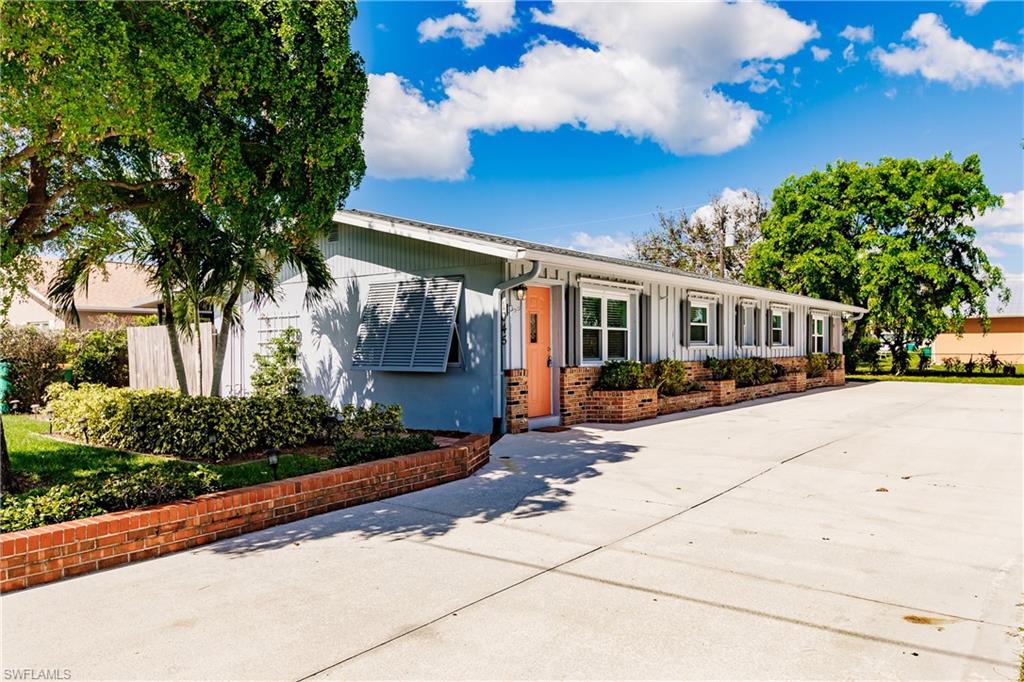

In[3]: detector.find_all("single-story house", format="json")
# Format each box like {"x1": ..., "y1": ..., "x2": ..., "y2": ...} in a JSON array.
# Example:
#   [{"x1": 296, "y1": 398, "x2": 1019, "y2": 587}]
[
  {"x1": 222, "y1": 210, "x2": 866, "y2": 433},
  {"x1": 931, "y1": 315, "x2": 1024, "y2": 366},
  {"x1": 3, "y1": 259, "x2": 159, "y2": 330}
]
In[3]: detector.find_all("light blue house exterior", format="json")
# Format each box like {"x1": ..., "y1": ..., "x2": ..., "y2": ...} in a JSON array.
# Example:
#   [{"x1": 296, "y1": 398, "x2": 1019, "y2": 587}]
[{"x1": 221, "y1": 210, "x2": 865, "y2": 434}]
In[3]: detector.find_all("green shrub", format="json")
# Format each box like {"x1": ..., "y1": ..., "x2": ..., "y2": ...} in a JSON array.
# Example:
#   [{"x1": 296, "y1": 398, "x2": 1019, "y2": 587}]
[
  {"x1": 0, "y1": 484, "x2": 104, "y2": 532},
  {"x1": 703, "y1": 356, "x2": 776, "y2": 387},
  {"x1": 94, "y1": 464, "x2": 221, "y2": 510},
  {"x1": 651, "y1": 359, "x2": 702, "y2": 396},
  {"x1": 826, "y1": 352, "x2": 843, "y2": 370},
  {"x1": 0, "y1": 464, "x2": 222, "y2": 532},
  {"x1": 0, "y1": 326, "x2": 65, "y2": 409},
  {"x1": 807, "y1": 354, "x2": 827, "y2": 378},
  {"x1": 858, "y1": 337, "x2": 882, "y2": 373},
  {"x1": 60, "y1": 329, "x2": 129, "y2": 387},
  {"x1": 595, "y1": 360, "x2": 649, "y2": 391},
  {"x1": 729, "y1": 357, "x2": 775, "y2": 387},
  {"x1": 251, "y1": 327, "x2": 303, "y2": 397},
  {"x1": 941, "y1": 357, "x2": 963, "y2": 373},
  {"x1": 331, "y1": 403, "x2": 404, "y2": 440},
  {"x1": 332, "y1": 432, "x2": 437, "y2": 468},
  {"x1": 48, "y1": 384, "x2": 336, "y2": 461}
]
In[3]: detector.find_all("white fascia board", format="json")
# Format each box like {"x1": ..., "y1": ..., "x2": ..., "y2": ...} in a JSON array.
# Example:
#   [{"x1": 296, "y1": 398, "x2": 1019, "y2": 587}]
[
  {"x1": 525, "y1": 250, "x2": 867, "y2": 314},
  {"x1": 335, "y1": 211, "x2": 526, "y2": 261}
]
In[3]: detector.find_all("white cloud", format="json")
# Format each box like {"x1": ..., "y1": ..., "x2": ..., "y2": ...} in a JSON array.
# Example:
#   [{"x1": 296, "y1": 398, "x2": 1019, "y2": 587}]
[
  {"x1": 884, "y1": 87, "x2": 898, "y2": 99},
  {"x1": 840, "y1": 25, "x2": 874, "y2": 44},
  {"x1": 418, "y1": 0, "x2": 516, "y2": 49},
  {"x1": 974, "y1": 190, "x2": 1024, "y2": 230},
  {"x1": 873, "y1": 13, "x2": 1024, "y2": 88},
  {"x1": 362, "y1": 74, "x2": 471, "y2": 180},
  {"x1": 842, "y1": 43, "x2": 858, "y2": 63},
  {"x1": 565, "y1": 231, "x2": 632, "y2": 258},
  {"x1": 963, "y1": 0, "x2": 989, "y2": 16},
  {"x1": 366, "y1": 1, "x2": 818, "y2": 179},
  {"x1": 810, "y1": 46, "x2": 832, "y2": 61}
]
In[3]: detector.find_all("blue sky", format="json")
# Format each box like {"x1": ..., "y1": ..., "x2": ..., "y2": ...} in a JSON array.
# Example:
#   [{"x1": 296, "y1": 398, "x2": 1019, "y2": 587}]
[{"x1": 348, "y1": 0, "x2": 1023, "y2": 304}]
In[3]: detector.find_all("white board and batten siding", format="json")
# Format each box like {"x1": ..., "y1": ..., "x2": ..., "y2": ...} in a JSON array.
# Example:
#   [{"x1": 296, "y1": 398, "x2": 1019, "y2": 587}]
[{"x1": 505, "y1": 261, "x2": 839, "y2": 367}]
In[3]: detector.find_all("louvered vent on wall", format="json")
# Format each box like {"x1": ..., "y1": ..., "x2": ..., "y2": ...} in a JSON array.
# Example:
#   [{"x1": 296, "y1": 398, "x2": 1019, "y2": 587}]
[{"x1": 351, "y1": 277, "x2": 463, "y2": 372}]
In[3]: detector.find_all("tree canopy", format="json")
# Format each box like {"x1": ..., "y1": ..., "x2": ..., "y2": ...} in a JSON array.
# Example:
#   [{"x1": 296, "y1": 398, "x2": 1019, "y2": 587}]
[
  {"x1": 745, "y1": 154, "x2": 1007, "y2": 372},
  {"x1": 1, "y1": 0, "x2": 367, "y2": 303},
  {"x1": 631, "y1": 190, "x2": 766, "y2": 280}
]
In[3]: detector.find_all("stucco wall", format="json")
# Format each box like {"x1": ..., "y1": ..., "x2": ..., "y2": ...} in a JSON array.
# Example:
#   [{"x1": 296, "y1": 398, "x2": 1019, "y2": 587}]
[
  {"x1": 931, "y1": 317, "x2": 1024, "y2": 364},
  {"x1": 229, "y1": 223, "x2": 504, "y2": 433}
]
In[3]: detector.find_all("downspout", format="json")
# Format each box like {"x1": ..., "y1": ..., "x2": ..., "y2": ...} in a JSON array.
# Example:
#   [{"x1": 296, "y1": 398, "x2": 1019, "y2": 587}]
[{"x1": 492, "y1": 260, "x2": 542, "y2": 434}]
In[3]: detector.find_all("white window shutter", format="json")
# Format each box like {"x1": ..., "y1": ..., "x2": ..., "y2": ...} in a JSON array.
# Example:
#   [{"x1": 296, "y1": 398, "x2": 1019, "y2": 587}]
[{"x1": 352, "y1": 277, "x2": 463, "y2": 372}]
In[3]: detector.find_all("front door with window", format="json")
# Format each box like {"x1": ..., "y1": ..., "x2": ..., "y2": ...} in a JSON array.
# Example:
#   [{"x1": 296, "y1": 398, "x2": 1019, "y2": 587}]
[{"x1": 525, "y1": 287, "x2": 551, "y2": 417}]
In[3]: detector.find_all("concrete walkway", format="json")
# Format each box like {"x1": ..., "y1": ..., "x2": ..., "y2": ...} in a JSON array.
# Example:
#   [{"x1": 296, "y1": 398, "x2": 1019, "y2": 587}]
[{"x1": 3, "y1": 382, "x2": 1021, "y2": 680}]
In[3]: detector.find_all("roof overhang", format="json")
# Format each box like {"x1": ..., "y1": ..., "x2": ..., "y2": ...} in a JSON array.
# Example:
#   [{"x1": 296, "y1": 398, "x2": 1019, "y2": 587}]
[
  {"x1": 335, "y1": 210, "x2": 867, "y2": 315},
  {"x1": 520, "y1": 248, "x2": 867, "y2": 314},
  {"x1": 334, "y1": 210, "x2": 527, "y2": 261}
]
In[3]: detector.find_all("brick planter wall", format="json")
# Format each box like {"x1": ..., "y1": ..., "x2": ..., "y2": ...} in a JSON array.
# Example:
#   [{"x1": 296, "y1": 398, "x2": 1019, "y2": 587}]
[
  {"x1": 707, "y1": 379, "x2": 736, "y2": 406},
  {"x1": 588, "y1": 388, "x2": 658, "y2": 423},
  {"x1": 0, "y1": 434, "x2": 490, "y2": 593},
  {"x1": 560, "y1": 366, "x2": 601, "y2": 426},
  {"x1": 732, "y1": 380, "x2": 789, "y2": 402},
  {"x1": 806, "y1": 375, "x2": 829, "y2": 390},
  {"x1": 657, "y1": 390, "x2": 715, "y2": 415},
  {"x1": 786, "y1": 371, "x2": 807, "y2": 393},
  {"x1": 826, "y1": 367, "x2": 845, "y2": 386},
  {"x1": 504, "y1": 369, "x2": 529, "y2": 434}
]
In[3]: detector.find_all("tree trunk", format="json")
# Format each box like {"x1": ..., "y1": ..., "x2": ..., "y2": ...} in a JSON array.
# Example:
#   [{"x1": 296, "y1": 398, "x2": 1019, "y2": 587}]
[
  {"x1": 1, "y1": 415, "x2": 12, "y2": 493},
  {"x1": 209, "y1": 280, "x2": 243, "y2": 398},
  {"x1": 193, "y1": 310, "x2": 203, "y2": 396},
  {"x1": 164, "y1": 299, "x2": 190, "y2": 395}
]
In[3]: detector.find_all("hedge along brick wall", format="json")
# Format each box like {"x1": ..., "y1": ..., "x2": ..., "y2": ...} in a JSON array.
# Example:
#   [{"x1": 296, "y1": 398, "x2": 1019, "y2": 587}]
[
  {"x1": 0, "y1": 434, "x2": 490, "y2": 593},
  {"x1": 504, "y1": 369, "x2": 529, "y2": 434}
]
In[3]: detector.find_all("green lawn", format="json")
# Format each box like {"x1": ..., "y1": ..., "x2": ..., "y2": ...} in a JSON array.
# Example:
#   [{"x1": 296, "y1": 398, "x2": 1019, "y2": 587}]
[
  {"x1": 4, "y1": 415, "x2": 336, "y2": 493},
  {"x1": 849, "y1": 356, "x2": 1024, "y2": 386}
]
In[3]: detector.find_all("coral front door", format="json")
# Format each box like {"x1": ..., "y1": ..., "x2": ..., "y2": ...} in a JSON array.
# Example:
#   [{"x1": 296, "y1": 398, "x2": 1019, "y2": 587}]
[{"x1": 525, "y1": 286, "x2": 552, "y2": 417}]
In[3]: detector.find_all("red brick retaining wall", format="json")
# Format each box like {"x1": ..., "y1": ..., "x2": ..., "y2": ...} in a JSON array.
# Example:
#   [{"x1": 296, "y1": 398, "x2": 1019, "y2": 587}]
[
  {"x1": 560, "y1": 366, "x2": 601, "y2": 426},
  {"x1": 806, "y1": 375, "x2": 830, "y2": 390},
  {"x1": 657, "y1": 390, "x2": 715, "y2": 415},
  {"x1": 732, "y1": 380, "x2": 790, "y2": 402},
  {"x1": 0, "y1": 434, "x2": 490, "y2": 593},
  {"x1": 588, "y1": 388, "x2": 658, "y2": 423},
  {"x1": 504, "y1": 369, "x2": 529, "y2": 434}
]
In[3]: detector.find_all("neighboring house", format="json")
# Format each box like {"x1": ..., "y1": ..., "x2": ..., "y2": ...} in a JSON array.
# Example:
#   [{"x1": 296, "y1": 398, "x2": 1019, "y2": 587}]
[
  {"x1": 931, "y1": 315, "x2": 1024, "y2": 365},
  {"x1": 223, "y1": 210, "x2": 866, "y2": 433},
  {"x1": 3, "y1": 259, "x2": 159, "y2": 330}
]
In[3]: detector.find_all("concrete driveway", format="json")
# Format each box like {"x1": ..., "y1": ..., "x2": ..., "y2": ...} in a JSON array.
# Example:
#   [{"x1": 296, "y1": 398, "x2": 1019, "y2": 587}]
[{"x1": 3, "y1": 382, "x2": 1021, "y2": 680}]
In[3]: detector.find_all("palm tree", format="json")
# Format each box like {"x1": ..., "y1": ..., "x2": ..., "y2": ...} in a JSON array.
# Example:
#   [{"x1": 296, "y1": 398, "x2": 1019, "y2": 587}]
[{"x1": 207, "y1": 216, "x2": 334, "y2": 396}]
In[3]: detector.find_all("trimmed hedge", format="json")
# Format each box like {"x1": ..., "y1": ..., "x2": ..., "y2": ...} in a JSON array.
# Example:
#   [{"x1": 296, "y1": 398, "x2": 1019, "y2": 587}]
[
  {"x1": 46, "y1": 384, "x2": 335, "y2": 461},
  {"x1": 332, "y1": 432, "x2": 437, "y2": 467},
  {"x1": 595, "y1": 360, "x2": 650, "y2": 391},
  {"x1": 704, "y1": 356, "x2": 778, "y2": 387},
  {"x1": 651, "y1": 359, "x2": 703, "y2": 396},
  {"x1": 1, "y1": 463, "x2": 221, "y2": 532}
]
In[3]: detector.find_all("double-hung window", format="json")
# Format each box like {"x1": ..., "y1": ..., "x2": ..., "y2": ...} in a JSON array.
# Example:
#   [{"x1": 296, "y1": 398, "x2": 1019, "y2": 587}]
[
  {"x1": 769, "y1": 306, "x2": 791, "y2": 346},
  {"x1": 811, "y1": 315, "x2": 825, "y2": 353},
  {"x1": 582, "y1": 293, "x2": 629, "y2": 363},
  {"x1": 689, "y1": 303, "x2": 710, "y2": 344}
]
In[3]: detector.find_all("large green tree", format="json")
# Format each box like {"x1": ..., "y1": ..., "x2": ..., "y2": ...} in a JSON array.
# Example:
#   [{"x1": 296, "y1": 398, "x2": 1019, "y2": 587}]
[
  {"x1": 745, "y1": 154, "x2": 1008, "y2": 373},
  {"x1": 2, "y1": 0, "x2": 366, "y2": 300},
  {"x1": 1, "y1": 0, "x2": 367, "y2": 490}
]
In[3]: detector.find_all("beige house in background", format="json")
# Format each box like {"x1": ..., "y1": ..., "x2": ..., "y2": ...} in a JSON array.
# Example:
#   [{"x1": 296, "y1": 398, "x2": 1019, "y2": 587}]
[
  {"x1": 3, "y1": 259, "x2": 159, "y2": 330},
  {"x1": 931, "y1": 315, "x2": 1024, "y2": 365}
]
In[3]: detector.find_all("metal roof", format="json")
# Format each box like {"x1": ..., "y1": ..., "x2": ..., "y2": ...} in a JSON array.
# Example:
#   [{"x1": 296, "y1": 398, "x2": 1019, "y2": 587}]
[{"x1": 335, "y1": 208, "x2": 868, "y2": 314}]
